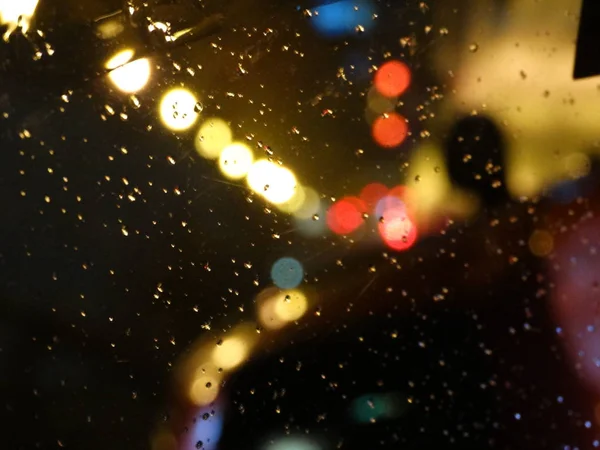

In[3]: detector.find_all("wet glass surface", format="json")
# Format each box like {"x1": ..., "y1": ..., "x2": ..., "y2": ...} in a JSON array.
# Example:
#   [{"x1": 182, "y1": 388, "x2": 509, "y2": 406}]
[{"x1": 2, "y1": 1, "x2": 600, "y2": 449}]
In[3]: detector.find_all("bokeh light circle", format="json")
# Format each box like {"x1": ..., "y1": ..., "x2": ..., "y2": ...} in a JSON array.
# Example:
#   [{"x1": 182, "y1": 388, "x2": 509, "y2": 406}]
[
  {"x1": 360, "y1": 182, "x2": 389, "y2": 210},
  {"x1": 159, "y1": 88, "x2": 199, "y2": 131},
  {"x1": 108, "y1": 58, "x2": 151, "y2": 93},
  {"x1": 293, "y1": 187, "x2": 321, "y2": 220},
  {"x1": 271, "y1": 257, "x2": 304, "y2": 290},
  {"x1": 247, "y1": 160, "x2": 297, "y2": 205},
  {"x1": 212, "y1": 336, "x2": 248, "y2": 370},
  {"x1": 189, "y1": 373, "x2": 221, "y2": 406},
  {"x1": 273, "y1": 290, "x2": 308, "y2": 322},
  {"x1": 196, "y1": 118, "x2": 233, "y2": 160},
  {"x1": 105, "y1": 49, "x2": 134, "y2": 70},
  {"x1": 376, "y1": 194, "x2": 417, "y2": 251},
  {"x1": 372, "y1": 113, "x2": 408, "y2": 148},
  {"x1": 218, "y1": 143, "x2": 254, "y2": 180},
  {"x1": 327, "y1": 196, "x2": 367, "y2": 235},
  {"x1": 374, "y1": 60, "x2": 411, "y2": 98}
]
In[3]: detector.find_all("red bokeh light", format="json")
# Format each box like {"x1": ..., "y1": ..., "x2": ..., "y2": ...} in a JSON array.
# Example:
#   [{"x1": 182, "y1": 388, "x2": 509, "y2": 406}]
[
  {"x1": 376, "y1": 185, "x2": 418, "y2": 251},
  {"x1": 378, "y1": 206, "x2": 418, "y2": 251},
  {"x1": 327, "y1": 196, "x2": 367, "y2": 235},
  {"x1": 372, "y1": 113, "x2": 408, "y2": 148},
  {"x1": 374, "y1": 60, "x2": 411, "y2": 98},
  {"x1": 360, "y1": 183, "x2": 388, "y2": 210}
]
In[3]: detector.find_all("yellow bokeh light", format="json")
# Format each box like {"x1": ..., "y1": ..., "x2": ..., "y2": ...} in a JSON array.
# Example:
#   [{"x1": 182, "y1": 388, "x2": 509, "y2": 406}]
[
  {"x1": 277, "y1": 184, "x2": 307, "y2": 214},
  {"x1": 257, "y1": 287, "x2": 287, "y2": 330},
  {"x1": 196, "y1": 118, "x2": 233, "y2": 160},
  {"x1": 218, "y1": 143, "x2": 254, "y2": 180},
  {"x1": 212, "y1": 336, "x2": 248, "y2": 370},
  {"x1": 189, "y1": 372, "x2": 221, "y2": 406},
  {"x1": 529, "y1": 229, "x2": 554, "y2": 257},
  {"x1": 108, "y1": 58, "x2": 151, "y2": 94},
  {"x1": 0, "y1": 0, "x2": 39, "y2": 38},
  {"x1": 293, "y1": 186, "x2": 321, "y2": 220},
  {"x1": 274, "y1": 290, "x2": 308, "y2": 322},
  {"x1": 159, "y1": 88, "x2": 199, "y2": 131},
  {"x1": 105, "y1": 49, "x2": 134, "y2": 70},
  {"x1": 247, "y1": 160, "x2": 298, "y2": 205},
  {"x1": 564, "y1": 152, "x2": 591, "y2": 180}
]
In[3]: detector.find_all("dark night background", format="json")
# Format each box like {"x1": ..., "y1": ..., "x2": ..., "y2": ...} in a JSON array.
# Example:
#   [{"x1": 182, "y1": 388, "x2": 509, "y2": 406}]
[{"x1": 1, "y1": 1, "x2": 600, "y2": 449}]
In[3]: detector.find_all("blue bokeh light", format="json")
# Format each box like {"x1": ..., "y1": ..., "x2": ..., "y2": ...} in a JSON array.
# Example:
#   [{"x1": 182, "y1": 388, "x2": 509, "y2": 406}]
[
  {"x1": 311, "y1": 0, "x2": 376, "y2": 37},
  {"x1": 271, "y1": 257, "x2": 304, "y2": 290}
]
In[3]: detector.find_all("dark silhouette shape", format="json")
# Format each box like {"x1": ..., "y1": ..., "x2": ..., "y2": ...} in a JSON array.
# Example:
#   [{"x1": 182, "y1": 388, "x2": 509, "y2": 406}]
[{"x1": 444, "y1": 115, "x2": 510, "y2": 209}]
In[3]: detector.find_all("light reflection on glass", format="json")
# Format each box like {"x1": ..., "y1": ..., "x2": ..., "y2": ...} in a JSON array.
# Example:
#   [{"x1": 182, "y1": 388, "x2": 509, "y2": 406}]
[
  {"x1": 257, "y1": 288, "x2": 308, "y2": 330},
  {"x1": 212, "y1": 336, "x2": 249, "y2": 371},
  {"x1": 218, "y1": 143, "x2": 254, "y2": 180},
  {"x1": 196, "y1": 118, "x2": 233, "y2": 160},
  {"x1": 108, "y1": 58, "x2": 151, "y2": 94},
  {"x1": 247, "y1": 160, "x2": 297, "y2": 205},
  {"x1": 189, "y1": 370, "x2": 221, "y2": 406},
  {"x1": 374, "y1": 60, "x2": 411, "y2": 98},
  {"x1": 105, "y1": 49, "x2": 135, "y2": 70},
  {"x1": 271, "y1": 257, "x2": 304, "y2": 290},
  {"x1": 371, "y1": 112, "x2": 408, "y2": 148},
  {"x1": 326, "y1": 196, "x2": 367, "y2": 235},
  {"x1": 160, "y1": 88, "x2": 199, "y2": 131}
]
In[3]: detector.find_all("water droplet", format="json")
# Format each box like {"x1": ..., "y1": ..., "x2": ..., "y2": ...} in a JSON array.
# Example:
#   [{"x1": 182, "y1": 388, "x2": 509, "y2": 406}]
[
  {"x1": 196, "y1": 441, "x2": 204, "y2": 449},
  {"x1": 194, "y1": 102, "x2": 204, "y2": 113},
  {"x1": 202, "y1": 412, "x2": 210, "y2": 420},
  {"x1": 312, "y1": 214, "x2": 319, "y2": 221},
  {"x1": 469, "y1": 43, "x2": 479, "y2": 52}
]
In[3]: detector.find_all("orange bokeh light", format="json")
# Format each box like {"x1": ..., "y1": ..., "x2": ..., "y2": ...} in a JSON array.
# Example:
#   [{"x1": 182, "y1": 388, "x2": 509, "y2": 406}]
[
  {"x1": 374, "y1": 60, "x2": 411, "y2": 98},
  {"x1": 360, "y1": 183, "x2": 389, "y2": 210},
  {"x1": 372, "y1": 113, "x2": 408, "y2": 148},
  {"x1": 327, "y1": 196, "x2": 367, "y2": 235}
]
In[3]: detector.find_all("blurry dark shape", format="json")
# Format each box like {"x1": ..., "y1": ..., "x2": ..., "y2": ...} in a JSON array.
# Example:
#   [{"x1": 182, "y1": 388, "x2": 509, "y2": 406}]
[
  {"x1": 574, "y1": 0, "x2": 600, "y2": 79},
  {"x1": 444, "y1": 115, "x2": 509, "y2": 208}
]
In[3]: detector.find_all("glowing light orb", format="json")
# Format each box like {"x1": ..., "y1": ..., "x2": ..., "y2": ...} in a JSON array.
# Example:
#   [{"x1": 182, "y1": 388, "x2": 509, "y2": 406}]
[
  {"x1": 196, "y1": 118, "x2": 233, "y2": 160},
  {"x1": 376, "y1": 195, "x2": 417, "y2": 251},
  {"x1": 189, "y1": 373, "x2": 221, "y2": 406},
  {"x1": 360, "y1": 182, "x2": 388, "y2": 210},
  {"x1": 274, "y1": 290, "x2": 308, "y2": 322},
  {"x1": 108, "y1": 58, "x2": 151, "y2": 93},
  {"x1": 278, "y1": 184, "x2": 307, "y2": 215},
  {"x1": 180, "y1": 403, "x2": 224, "y2": 450},
  {"x1": 105, "y1": 49, "x2": 134, "y2": 70},
  {"x1": 159, "y1": 88, "x2": 199, "y2": 131},
  {"x1": 271, "y1": 257, "x2": 304, "y2": 290},
  {"x1": 372, "y1": 113, "x2": 408, "y2": 148},
  {"x1": 374, "y1": 60, "x2": 411, "y2": 98},
  {"x1": 529, "y1": 229, "x2": 554, "y2": 257},
  {"x1": 327, "y1": 196, "x2": 367, "y2": 235},
  {"x1": 247, "y1": 160, "x2": 297, "y2": 205},
  {"x1": 212, "y1": 336, "x2": 248, "y2": 371},
  {"x1": 257, "y1": 287, "x2": 287, "y2": 330},
  {"x1": 218, "y1": 143, "x2": 254, "y2": 179},
  {"x1": 293, "y1": 187, "x2": 321, "y2": 220}
]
